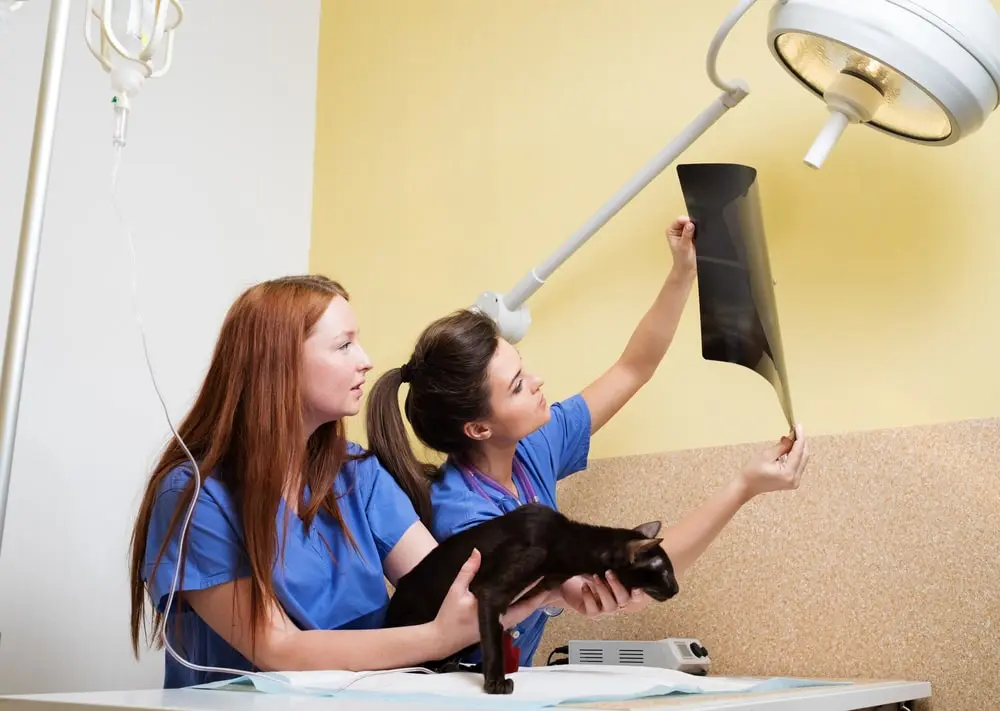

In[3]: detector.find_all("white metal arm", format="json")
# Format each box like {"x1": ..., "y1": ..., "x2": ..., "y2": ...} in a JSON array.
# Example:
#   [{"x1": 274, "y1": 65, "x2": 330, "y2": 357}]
[{"x1": 474, "y1": 0, "x2": 761, "y2": 343}]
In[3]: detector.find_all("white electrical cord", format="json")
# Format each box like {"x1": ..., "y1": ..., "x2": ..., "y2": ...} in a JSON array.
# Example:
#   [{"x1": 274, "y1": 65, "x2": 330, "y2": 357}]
[{"x1": 109, "y1": 146, "x2": 433, "y2": 694}]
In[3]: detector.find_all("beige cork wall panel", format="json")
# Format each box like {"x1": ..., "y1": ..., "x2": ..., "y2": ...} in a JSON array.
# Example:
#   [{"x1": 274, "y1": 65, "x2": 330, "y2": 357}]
[{"x1": 538, "y1": 417, "x2": 1000, "y2": 711}]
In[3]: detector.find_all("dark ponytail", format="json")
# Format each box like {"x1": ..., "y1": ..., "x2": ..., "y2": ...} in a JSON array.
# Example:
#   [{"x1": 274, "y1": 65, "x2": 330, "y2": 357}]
[
  {"x1": 365, "y1": 309, "x2": 500, "y2": 528},
  {"x1": 365, "y1": 366, "x2": 436, "y2": 527}
]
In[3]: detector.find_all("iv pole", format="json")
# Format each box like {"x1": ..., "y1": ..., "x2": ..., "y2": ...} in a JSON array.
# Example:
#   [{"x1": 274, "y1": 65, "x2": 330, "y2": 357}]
[{"x1": 0, "y1": 0, "x2": 73, "y2": 556}]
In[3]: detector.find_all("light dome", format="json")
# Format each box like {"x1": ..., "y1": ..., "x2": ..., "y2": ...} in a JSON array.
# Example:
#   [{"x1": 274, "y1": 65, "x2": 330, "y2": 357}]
[{"x1": 767, "y1": 0, "x2": 1000, "y2": 167}]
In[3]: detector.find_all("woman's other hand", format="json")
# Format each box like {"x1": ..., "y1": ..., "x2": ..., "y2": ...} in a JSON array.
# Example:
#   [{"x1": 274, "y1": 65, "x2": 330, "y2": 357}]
[
  {"x1": 556, "y1": 572, "x2": 651, "y2": 618},
  {"x1": 431, "y1": 549, "x2": 550, "y2": 652},
  {"x1": 738, "y1": 424, "x2": 811, "y2": 498}
]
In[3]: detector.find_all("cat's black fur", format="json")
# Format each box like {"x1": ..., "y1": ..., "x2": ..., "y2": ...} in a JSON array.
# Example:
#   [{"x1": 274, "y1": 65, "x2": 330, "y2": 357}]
[{"x1": 383, "y1": 502, "x2": 680, "y2": 694}]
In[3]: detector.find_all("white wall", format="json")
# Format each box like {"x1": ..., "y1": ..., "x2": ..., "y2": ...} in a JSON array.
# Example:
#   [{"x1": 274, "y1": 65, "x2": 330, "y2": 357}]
[{"x1": 0, "y1": 0, "x2": 320, "y2": 693}]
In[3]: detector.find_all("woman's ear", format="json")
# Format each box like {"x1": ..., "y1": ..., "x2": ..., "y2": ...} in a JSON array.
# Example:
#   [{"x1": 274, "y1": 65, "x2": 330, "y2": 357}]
[{"x1": 463, "y1": 421, "x2": 492, "y2": 441}]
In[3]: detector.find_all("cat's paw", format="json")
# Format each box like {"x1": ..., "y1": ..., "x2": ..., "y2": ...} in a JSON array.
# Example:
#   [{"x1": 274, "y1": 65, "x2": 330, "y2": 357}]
[{"x1": 483, "y1": 677, "x2": 514, "y2": 695}]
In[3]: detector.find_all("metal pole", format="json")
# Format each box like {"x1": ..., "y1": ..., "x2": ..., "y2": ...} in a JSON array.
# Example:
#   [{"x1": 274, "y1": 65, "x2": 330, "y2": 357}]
[
  {"x1": 496, "y1": 0, "x2": 760, "y2": 317},
  {"x1": 0, "y1": 0, "x2": 73, "y2": 556},
  {"x1": 501, "y1": 87, "x2": 747, "y2": 312}
]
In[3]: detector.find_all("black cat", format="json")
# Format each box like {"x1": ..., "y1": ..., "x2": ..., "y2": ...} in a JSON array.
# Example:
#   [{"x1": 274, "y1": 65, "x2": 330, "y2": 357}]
[{"x1": 383, "y1": 502, "x2": 680, "y2": 694}]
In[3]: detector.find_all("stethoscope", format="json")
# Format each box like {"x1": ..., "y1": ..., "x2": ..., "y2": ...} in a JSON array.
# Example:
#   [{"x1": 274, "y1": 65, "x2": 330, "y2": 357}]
[{"x1": 457, "y1": 457, "x2": 540, "y2": 513}]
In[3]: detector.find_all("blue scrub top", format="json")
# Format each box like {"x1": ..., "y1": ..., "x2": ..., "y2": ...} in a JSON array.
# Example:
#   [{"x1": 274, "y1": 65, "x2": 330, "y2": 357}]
[
  {"x1": 428, "y1": 393, "x2": 593, "y2": 667},
  {"x1": 142, "y1": 442, "x2": 419, "y2": 688}
]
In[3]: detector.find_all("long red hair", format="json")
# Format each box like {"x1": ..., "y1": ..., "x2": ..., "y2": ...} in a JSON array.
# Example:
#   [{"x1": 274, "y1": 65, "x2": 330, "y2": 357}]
[{"x1": 128, "y1": 275, "x2": 355, "y2": 659}]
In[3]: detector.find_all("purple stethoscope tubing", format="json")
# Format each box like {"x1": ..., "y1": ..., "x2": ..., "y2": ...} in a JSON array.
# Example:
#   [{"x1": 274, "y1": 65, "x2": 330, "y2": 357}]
[{"x1": 458, "y1": 457, "x2": 539, "y2": 506}]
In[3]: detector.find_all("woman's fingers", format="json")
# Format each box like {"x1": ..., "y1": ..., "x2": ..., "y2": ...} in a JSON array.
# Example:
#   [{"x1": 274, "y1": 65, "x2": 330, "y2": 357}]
[
  {"x1": 587, "y1": 575, "x2": 619, "y2": 614},
  {"x1": 605, "y1": 571, "x2": 632, "y2": 608}
]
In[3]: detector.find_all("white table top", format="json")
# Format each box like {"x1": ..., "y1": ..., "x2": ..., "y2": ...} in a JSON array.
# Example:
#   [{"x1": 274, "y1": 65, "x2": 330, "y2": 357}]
[{"x1": 0, "y1": 679, "x2": 932, "y2": 711}]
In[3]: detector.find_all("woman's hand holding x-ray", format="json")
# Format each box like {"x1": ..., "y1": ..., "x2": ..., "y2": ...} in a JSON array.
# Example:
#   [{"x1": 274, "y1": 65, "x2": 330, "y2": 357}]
[
  {"x1": 666, "y1": 215, "x2": 697, "y2": 273},
  {"x1": 737, "y1": 424, "x2": 810, "y2": 497}
]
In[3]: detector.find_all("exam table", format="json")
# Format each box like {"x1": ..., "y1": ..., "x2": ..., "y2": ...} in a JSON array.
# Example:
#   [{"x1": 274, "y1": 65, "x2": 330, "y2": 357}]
[{"x1": 0, "y1": 678, "x2": 931, "y2": 711}]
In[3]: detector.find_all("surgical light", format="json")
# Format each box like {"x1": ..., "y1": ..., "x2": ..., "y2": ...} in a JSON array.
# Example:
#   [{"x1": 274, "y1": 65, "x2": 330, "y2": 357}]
[
  {"x1": 770, "y1": 0, "x2": 1000, "y2": 168},
  {"x1": 475, "y1": 0, "x2": 1000, "y2": 343}
]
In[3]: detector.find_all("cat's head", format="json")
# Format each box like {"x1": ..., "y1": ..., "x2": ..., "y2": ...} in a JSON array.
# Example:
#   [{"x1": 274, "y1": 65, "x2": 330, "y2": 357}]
[{"x1": 610, "y1": 521, "x2": 679, "y2": 602}]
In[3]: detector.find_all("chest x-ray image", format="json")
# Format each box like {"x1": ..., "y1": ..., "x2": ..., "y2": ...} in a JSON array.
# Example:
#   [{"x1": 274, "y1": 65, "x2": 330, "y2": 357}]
[{"x1": 676, "y1": 162, "x2": 795, "y2": 430}]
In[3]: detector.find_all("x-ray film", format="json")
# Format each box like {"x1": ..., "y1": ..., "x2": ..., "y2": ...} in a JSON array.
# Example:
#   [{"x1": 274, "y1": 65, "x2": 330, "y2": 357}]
[{"x1": 676, "y1": 163, "x2": 795, "y2": 429}]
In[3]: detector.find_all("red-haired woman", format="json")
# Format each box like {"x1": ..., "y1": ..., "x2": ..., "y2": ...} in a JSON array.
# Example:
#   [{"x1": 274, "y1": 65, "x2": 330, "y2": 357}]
[{"x1": 128, "y1": 275, "x2": 551, "y2": 688}]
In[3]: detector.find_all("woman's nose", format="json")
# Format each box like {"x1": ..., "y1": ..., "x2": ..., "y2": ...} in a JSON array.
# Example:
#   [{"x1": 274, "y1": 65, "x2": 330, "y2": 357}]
[{"x1": 357, "y1": 345, "x2": 373, "y2": 371}]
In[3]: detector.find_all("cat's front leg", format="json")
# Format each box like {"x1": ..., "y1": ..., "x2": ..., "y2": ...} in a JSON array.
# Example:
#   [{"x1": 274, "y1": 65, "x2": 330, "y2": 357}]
[
  {"x1": 469, "y1": 544, "x2": 546, "y2": 694},
  {"x1": 477, "y1": 596, "x2": 513, "y2": 694}
]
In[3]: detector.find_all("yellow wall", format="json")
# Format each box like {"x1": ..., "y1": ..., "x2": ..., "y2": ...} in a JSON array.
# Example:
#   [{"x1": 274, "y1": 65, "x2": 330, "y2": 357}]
[{"x1": 311, "y1": 0, "x2": 1000, "y2": 459}]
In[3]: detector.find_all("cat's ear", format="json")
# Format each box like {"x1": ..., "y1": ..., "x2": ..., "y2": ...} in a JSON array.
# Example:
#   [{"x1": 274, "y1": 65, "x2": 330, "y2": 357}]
[
  {"x1": 633, "y1": 521, "x2": 662, "y2": 539},
  {"x1": 626, "y1": 537, "x2": 663, "y2": 563},
  {"x1": 463, "y1": 421, "x2": 492, "y2": 442}
]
